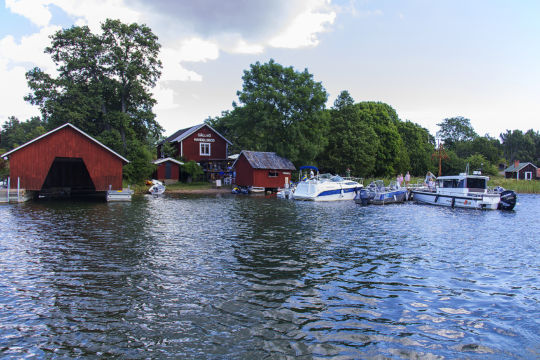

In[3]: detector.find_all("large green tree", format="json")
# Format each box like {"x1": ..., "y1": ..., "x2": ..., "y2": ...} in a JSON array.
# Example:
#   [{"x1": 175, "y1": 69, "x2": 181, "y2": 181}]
[
  {"x1": 396, "y1": 120, "x2": 435, "y2": 176},
  {"x1": 208, "y1": 59, "x2": 329, "y2": 165},
  {"x1": 454, "y1": 135, "x2": 503, "y2": 165},
  {"x1": 355, "y1": 102, "x2": 408, "y2": 176},
  {"x1": 317, "y1": 91, "x2": 378, "y2": 177},
  {"x1": 25, "y1": 19, "x2": 162, "y2": 182},
  {"x1": 436, "y1": 116, "x2": 478, "y2": 148},
  {"x1": 500, "y1": 129, "x2": 537, "y2": 163}
]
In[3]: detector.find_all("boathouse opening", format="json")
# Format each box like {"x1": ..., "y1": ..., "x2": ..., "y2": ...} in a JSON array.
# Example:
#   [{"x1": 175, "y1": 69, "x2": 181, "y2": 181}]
[{"x1": 40, "y1": 157, "x2": 96, "y2": 197}]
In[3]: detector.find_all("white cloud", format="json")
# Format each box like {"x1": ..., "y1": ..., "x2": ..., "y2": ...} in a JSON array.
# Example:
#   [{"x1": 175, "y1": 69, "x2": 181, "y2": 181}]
[
  {"x1": 5, "y1": 0, "x2": 52, "y2": 27},
  {"x1": 269, "y1": 6, "x2": 336, "y2": 48},
  {"x1": 51, "y1": 0, "x2": 141, "y2": 32},
  {"x1": 0, "y1": 59, "x2": 41, "y2": 122},
  {"x1": 0, "y1": 26, "x2": 59, "y2": 72},
  {"x1": 176, "y1": 38, "x2": 219, "y2": 63}
]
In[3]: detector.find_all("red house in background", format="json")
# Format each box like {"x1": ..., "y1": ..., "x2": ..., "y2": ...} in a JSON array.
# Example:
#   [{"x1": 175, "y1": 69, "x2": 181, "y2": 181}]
[
  {"x1": 1, "y1": 123, "x2": 129, "y2": 193},
  {"x1": 152, "y1": 157, "x2": 184, "y2": 183},
  {"x1": 158, "y1": 123, "x2": 232, "y2": 180},
  {"x1": 504, "y1": 160, "x2": 538, "y2": 180},
  {"x1": 233, "y1": 150, "x2": 296, "y2": 191}
]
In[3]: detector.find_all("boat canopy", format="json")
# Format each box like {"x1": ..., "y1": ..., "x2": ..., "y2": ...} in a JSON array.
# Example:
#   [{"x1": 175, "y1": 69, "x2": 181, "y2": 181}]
[{"x1": 299, "y1": 166, "x2": 319, "y2": 172}]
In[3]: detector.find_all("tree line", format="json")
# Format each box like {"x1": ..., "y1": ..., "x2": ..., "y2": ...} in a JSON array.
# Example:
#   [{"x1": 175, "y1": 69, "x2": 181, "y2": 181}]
[
  {"x1": 207, "y1": 60, "x2": 539, "y2": 178},
  {"x1": 1, "y1": 20, "x2": 539, "y2": 181}
]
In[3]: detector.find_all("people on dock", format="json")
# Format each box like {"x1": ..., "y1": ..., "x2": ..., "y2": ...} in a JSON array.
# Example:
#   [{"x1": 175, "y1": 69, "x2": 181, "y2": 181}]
[
  {"x1": 424, "y1": 171, "x2": 436, "y2": 189},
  {"x1": 396, "y1": 173, "x2": 404, "y2": 187},
  {"x1": 404, "y1": 171, "x2": 410, "y2": 186}
]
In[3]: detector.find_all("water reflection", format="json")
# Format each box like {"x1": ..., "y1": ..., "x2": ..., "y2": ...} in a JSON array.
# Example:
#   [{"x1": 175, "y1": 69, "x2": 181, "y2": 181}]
[{"x1": 0, "y1": 194, "x2": 538, "y2": 358}]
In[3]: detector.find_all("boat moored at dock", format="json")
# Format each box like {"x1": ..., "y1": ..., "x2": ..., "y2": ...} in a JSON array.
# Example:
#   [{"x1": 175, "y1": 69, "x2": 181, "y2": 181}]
[
  {"x1": 292, "y1": 166, "x2": 363, "y2": 201},
  {"x1": 355, "y1": 180, "x2": 408, "y2": 205},
  {"x1": 411, "y1": 173, "x2": 516, "y2": 210}
]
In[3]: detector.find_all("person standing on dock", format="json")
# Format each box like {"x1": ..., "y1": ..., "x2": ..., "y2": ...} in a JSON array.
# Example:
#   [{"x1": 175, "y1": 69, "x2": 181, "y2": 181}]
[{"x1": 404, "y1": 171, "x2": 410, "y2": 187}]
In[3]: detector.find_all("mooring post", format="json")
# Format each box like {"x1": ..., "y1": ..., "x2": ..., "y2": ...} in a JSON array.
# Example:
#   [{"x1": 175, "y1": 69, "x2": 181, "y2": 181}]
[
  {"x1": 7, "y1": 177, "x2": 10, "y2": 202},
  {"x1": 17, "y1": 177, "x2": 20, "y2": 202}
]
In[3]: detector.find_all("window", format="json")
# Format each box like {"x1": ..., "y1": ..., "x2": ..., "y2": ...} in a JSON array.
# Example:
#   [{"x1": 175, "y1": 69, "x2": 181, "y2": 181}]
[
  {"x1": 466, "y1": 178, "x2": 486, "y2": 190},
  {"x1": 200, "y1": 143, "x2": 211, "y2": 156},
  {"x1": 268, "y1": 171, "x2": 278, "y2": 177}
]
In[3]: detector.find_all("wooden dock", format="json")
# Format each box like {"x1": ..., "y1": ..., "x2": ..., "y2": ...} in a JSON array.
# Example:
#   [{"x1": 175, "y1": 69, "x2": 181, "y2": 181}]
[{"x1": 0, "y1": 188, "x2": 33, "y2": 203}]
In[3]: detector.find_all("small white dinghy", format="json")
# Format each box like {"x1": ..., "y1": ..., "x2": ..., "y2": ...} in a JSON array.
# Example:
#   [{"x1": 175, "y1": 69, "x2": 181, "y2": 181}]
[{"x1": 148, "y1": 180, "x2": 166, "y2": 195}]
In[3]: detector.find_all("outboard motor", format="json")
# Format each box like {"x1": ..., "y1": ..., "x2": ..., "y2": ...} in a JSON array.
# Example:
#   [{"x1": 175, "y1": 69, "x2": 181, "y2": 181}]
[{"x1": 498, "y1": 190, "x2": 517, "y2": 211}]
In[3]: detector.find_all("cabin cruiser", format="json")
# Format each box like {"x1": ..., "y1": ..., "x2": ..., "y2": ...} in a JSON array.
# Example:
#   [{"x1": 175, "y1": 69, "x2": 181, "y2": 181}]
[
  {"x1": 355, "y1": 180, "x2": 408, "y2": 205},
  {"x1": 292, "y1": 166, "x2": 363, "y2": 201},
  {"x1": 411, "y1": 173, "x2": 516, "y2": 210}
]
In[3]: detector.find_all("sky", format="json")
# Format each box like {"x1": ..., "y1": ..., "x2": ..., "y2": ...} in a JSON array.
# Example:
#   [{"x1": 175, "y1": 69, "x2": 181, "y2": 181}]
[{"x1": 1, "y1": 0, "x2": 539, "y2": 138}]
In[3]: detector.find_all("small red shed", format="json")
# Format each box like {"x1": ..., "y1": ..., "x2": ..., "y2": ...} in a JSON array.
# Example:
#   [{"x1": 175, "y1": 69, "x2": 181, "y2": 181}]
[
  {"x1": 504, "y1": 161, "x2": 538, "y2": 180},
  {"x1": 152, "y1": 157, "x2": 183, "y2": 183},
  {"x1": 233, "y1": 151, "x2": 296, "y2": 190},
  {"x1": 157, "y1": 123, "x2": 232, "y2": 180},
  {"x1": 1, "y1": 123, "x2": 129, "y2": 192}
]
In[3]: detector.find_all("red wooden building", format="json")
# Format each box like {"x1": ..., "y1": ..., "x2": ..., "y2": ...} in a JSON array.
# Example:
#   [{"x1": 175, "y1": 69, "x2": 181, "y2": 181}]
[
  {"x1": 1, "y1": 123, "x2": 129, "y2": 193},
  {"x1": 504, "y1": 160, "x2": 538, "y2": 180},
  {"x1": 157, "y1": 123, "x2": 232, "y2": 180},
  {"x1": 232, "y1": 151, "x2": 296, "y2": 190},
  {"x1": 152, "y1": 157, "x2": 183, "y2": 183}
]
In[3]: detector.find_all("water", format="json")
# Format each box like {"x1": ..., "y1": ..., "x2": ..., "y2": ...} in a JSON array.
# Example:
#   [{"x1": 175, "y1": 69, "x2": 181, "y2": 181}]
[{"x1": 0, "y1": 194, "x2": 539, "y2": 359}]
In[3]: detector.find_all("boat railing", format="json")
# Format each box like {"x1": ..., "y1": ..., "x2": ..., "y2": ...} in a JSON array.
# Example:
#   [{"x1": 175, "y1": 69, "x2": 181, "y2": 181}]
[{"x1": 344, "y1": 177, "x2": 363, "y2": 185}]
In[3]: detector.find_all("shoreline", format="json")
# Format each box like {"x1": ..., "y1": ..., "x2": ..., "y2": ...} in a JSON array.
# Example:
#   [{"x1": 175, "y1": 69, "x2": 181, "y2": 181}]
[{"x1": 165, "y1": 187, "x2": 232, "y2": 194}]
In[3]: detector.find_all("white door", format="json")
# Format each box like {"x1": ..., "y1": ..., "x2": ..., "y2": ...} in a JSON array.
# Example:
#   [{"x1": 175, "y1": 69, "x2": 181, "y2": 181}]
[{"x1": 525, "y1": 171, "x2": 532, "y2": 180}]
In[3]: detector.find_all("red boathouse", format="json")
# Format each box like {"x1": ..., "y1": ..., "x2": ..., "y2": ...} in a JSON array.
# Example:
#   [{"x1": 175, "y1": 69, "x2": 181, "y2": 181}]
[
  {"x1": 232, "y1": 151, "x2": 296, "y2": 191},
  {"x1": 1, "y1": 123, "x2": 129, "y2": 194}
]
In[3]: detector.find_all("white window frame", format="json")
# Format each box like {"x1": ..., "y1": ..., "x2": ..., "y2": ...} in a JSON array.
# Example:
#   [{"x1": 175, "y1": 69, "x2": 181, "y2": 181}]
[
  {"x1": 200, "y1": 142, "x2": 211, "y2": 156},
  {"x1": 525, "y1": 171, "x2": 532, "y2": 180}
]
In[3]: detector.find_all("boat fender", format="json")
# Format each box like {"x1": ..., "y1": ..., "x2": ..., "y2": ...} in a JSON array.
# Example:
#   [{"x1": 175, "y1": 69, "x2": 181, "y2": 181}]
[
  {"x1": 451, "y1": 197, "x2": 455, "y2": 208},
  {"x1": 434, "y1": 195, "x2": 439, "y2": 203}
]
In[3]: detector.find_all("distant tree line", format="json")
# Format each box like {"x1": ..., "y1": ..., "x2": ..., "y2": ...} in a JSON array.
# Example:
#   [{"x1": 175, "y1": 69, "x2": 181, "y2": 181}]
[
  {"x1": 436, "y1": 116, "x2": 540, "y2": 175},
  {"x1": 2, "y1": 36, "x2": 539, "y2": 180}
]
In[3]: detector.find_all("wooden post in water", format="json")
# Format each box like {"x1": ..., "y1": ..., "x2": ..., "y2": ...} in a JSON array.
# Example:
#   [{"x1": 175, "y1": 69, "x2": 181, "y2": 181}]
[
  {"x1": 17, "y1": 177, "x2": 20, "y2": 202},
  {"x1": 6, "y1": 177, "x2": 10, "y2": 202}
]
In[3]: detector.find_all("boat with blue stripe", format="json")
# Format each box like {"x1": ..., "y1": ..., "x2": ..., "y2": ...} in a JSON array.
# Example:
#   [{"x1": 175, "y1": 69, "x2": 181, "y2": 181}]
[{"x1": 292, "y1": 166, "x2": 363, "y2": 201}]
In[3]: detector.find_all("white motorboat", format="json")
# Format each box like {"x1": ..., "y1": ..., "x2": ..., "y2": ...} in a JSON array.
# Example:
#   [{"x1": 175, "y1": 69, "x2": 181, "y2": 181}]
[
  {"x1": 411, "y1": 173, "x2": 516, "y2": 210},
  {"x1": 293, "y1": 166, "x2": 362, "y2": 201},
  {"x1": 148, "y1": 180, "x2": 166, "y2": 195}
]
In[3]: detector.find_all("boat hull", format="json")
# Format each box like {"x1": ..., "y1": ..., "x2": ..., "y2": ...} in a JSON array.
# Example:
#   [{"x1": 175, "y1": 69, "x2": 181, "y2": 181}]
[
  {"x1": 293, "y1": 183, "x2": 360, "y2": 201},
  {"x1": 370, "y1": 189, "x2": 408, "y2": 205},
  {"x1": 411, "y1": 190, "x2": 500, "y2": 210}
]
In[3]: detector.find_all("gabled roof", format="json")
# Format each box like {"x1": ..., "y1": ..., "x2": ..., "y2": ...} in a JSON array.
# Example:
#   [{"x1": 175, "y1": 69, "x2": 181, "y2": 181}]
[
  {"x1": 153, "y1": 157, "x2": 184, "y2": 166},
  {"x1": 1, "y1": 123, "x2": 129, "y2": 163},
  {"x1": 232, "y1": 150, "x2": 296, "y2": 170},
  {"x1": 159, "y1": 123, "x2": 232, "y2": 145},
  {"x1": 504, "y1": 162, "x2": 537, "y2": 172}
]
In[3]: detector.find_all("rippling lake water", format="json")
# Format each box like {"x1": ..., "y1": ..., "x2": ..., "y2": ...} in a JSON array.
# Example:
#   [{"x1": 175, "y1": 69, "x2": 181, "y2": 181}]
[{"x1": 1, "y1": 193, "x2": 539, "y2": 359}]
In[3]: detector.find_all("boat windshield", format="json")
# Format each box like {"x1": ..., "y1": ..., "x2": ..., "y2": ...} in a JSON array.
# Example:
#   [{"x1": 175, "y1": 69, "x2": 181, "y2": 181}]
[
  {"x1": 438, "y1": 179, "x2": 465, "y2": 188},
  {"x1": 330, "y1": 175, "x2": 344, "y2": 182},
  {"x1": 466, "y1": 177, "x2": 487, "y2": 190}
]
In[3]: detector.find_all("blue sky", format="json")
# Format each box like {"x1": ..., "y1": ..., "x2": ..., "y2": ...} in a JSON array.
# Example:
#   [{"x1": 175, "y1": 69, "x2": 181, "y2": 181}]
[{"x1": 1, "y1": 0, "x2": 539, "y2": 138}]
